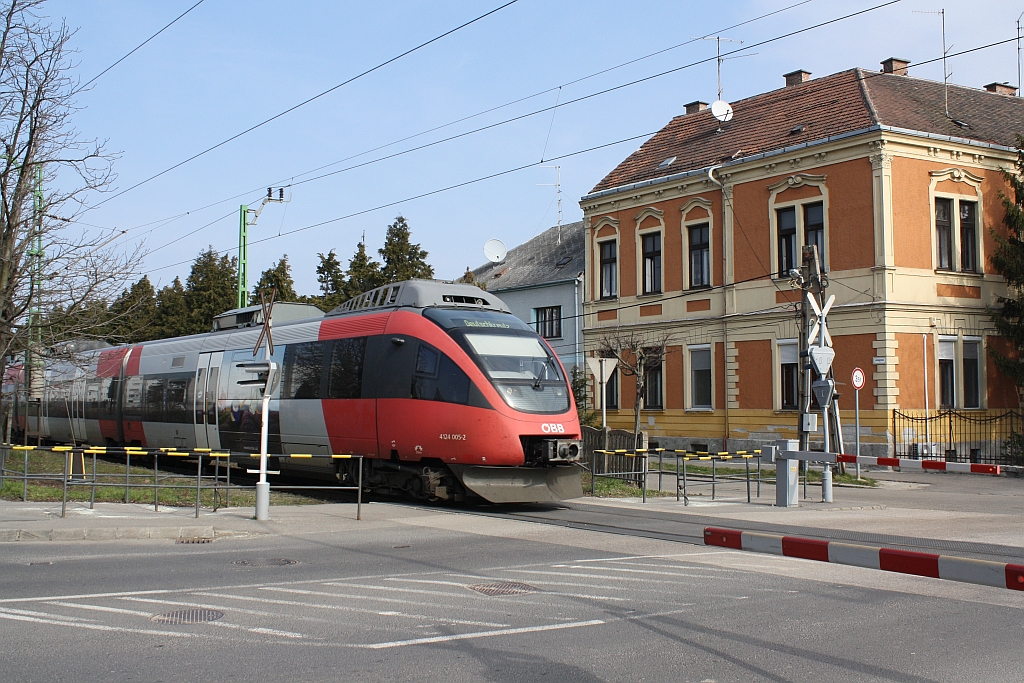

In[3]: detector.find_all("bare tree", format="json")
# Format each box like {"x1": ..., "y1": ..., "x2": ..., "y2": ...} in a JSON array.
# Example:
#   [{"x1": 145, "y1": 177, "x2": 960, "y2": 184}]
[
  {"x1": 0, "y1": 1, "x2": 140, "y2": 387},
  {"x1": 597, "y1": 328, "x2": 671, "y2": 447}
]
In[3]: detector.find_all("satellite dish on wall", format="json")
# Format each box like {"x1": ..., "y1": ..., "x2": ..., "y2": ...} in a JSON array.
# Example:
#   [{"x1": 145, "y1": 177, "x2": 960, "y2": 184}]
[
  {"x1": 483, "y1": 239, "x2": 507, "y2": 263},
  {"x1": 710, "y1": 99, "x2": 734, "y2": 123}
]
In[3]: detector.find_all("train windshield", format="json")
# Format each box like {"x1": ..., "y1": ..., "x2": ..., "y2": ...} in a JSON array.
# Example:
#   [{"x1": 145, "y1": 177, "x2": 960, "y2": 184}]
[{"x1": 425, "y1": 309, "x2": 570, "y2": 414}]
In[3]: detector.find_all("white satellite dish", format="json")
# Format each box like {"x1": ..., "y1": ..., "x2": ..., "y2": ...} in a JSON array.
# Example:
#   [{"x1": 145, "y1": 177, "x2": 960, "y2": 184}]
[
  {"x1": 483, "y1": 238, "x2": 507, "y2": 263},
  {"x1": 710, "y1": 99, "x2": 734, "y2": 123}
]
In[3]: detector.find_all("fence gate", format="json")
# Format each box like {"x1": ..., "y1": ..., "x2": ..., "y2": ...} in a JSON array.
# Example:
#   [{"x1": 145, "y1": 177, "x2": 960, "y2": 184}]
[{"x1": 892, "y1": 409, "x2": 1023, "y2": 466}]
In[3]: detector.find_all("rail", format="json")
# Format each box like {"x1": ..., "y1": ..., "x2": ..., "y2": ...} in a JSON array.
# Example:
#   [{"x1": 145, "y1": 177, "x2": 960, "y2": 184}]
[
  {"x1": 590, "y1": 449, "x2": 764, "y2": 505},
  {"x1": 0, "y1": 445, "x2": 363, "y2": 520}
]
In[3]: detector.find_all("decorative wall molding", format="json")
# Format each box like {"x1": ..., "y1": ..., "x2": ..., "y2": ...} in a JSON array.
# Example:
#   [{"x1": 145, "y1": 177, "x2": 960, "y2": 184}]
[
  {"x1": 767, "y1": 173, "x2": 827, "y2": 192},
  {"x1": 928, "y1": 167, "x2": 984, "y2": 185},
  {"x1": 679, "y1": 196, "x2": 713, "y2": 218},
  {"x1": 634, "y1": 206, "x2": 665, "y2": 228},
  {"x1": 592, "y1": 215, "x2": 620, "y2": 232}
]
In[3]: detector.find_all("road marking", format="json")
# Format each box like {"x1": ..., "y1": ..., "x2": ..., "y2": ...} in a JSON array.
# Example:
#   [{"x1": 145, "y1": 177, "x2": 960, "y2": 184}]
[
  {"x1": 504, "y1": 569, "x2": 698, "y2": 585},
  {"x1": 562, "y1": 565, "x2": 714, "y2": 579},
  {"x1": 194, "y1": 592, "x2": 509, "y2": 628},
  {"x1": 0, "y1": 608, "x2": 209, "y2": 638},
  {"x1": 0, "y1": 589, "x2": 175, "y2": 605},
  {"x1": 45, "y1": 602, "x2": 154, "y2": 617},
  {"x1": 119, "y1": 597, "x2": 345, "y2": 625},
  {"x1": 0, "y1": 607, "x2": 96, "y2": 622},
  {"x1": 209, "y1": 621, "x2": 306, "y2": 639},
  {"x1": 321, "y1": 582, "x2": 489, "y2": 599},
  {"x1": 355, "y1": 619, "x2": 606, "y2": 649}
]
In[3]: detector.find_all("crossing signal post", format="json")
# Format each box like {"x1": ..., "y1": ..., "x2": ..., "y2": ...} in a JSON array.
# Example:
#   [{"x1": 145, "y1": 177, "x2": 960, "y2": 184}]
[{"x1": 242, "y1": 288, "x2": 278, "y2": 520}]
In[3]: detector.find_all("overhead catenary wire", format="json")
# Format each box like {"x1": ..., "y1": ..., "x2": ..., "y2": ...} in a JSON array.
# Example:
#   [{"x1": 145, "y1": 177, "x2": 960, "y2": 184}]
[
  {"x1": 82, "y1": 0, "x2": 855, "y2": 240},
  {"x1": 77, "y1": 0, "x2": 207, "y2": 92},
  {"x1": 133, "y1": 0, "x2": 902, "y2": 258},
  {"x1": 90, "y1": 0, "x2": 522, "y2": 209}
]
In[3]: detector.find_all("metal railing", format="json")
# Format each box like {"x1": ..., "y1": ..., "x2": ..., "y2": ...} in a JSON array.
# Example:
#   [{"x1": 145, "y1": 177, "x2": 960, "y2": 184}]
[
  {"x1": 590, "y1": 448, "x2": 763, "y2": 505},
  {"x1": 0, "y1": 444, "x2": 363, "y2": 520},
  {"x1": 892, "y1": 409, "x2": 1024, "y2": 465}
]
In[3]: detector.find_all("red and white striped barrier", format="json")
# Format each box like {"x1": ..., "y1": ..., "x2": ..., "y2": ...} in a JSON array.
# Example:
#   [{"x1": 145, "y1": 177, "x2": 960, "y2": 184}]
[
  {"x1": 704, "y1": 527, "x2": 1024, "y2": 591},
  {"x1": 834, "y1": 454, "x2": 1000, "y2": 475}
]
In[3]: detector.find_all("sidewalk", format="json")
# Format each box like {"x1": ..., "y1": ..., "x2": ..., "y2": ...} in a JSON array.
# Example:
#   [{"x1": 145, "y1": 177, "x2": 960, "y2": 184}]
[
  {"x1": 2, "y1": 467, "x2": 1021, "y2": 549},
  {"x1": 0, "y1": 498, "x2": 426, "y2": 542}
]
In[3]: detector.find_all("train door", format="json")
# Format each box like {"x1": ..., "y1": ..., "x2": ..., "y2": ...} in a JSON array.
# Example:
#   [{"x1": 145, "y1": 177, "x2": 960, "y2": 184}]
[
  {"x1": 194, "y1": 351, "x2": 222, "y2": 450},
  {"x1": 70, "y1": 370, "x2": 87, "y2": 443}
]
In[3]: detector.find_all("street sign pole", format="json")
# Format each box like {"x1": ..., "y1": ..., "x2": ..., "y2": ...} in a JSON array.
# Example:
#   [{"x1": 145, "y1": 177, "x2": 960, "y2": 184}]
[
  {"x1": 600, "y1": 358, "x2": 607, "y2": 430},
  {"x1": 253, "y1": 288, "x2": 276, "y2": 521},
  {"x1": 851, "y1": 366, "x2": 865, "y2": 480}
]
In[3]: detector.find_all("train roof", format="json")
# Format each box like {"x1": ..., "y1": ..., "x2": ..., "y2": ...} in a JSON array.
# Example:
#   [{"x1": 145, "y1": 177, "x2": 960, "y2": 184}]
[
  {"x1": 212, "y1": 301, "x2": 325, "y2": 332},
  {"x1": 328, "y1": 280, "x2": 510, "y2": 317}
]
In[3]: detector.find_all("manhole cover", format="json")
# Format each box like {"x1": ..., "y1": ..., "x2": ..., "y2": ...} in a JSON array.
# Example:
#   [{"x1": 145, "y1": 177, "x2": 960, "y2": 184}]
[
  {"x1": 151, "y1": 609, "x2": 223, "y2": 625},
  {"x1": 265, "y1": 558, "x2": 298, "y2": 566},
  {"x1": 467, "y1": 581, "x2": 539, "y2": 596},
  {"x1": 232, "y1": 559, "x2": 256, "y2": 566}
]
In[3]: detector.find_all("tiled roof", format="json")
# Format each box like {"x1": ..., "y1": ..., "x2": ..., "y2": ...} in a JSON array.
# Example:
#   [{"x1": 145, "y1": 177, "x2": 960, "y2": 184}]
[
  {"x1": 472, "y1": 221, "x2": 584, "y2": 291},
  {"x1": 589, "y1": 68, "x2": 1024, "y2": 194}
]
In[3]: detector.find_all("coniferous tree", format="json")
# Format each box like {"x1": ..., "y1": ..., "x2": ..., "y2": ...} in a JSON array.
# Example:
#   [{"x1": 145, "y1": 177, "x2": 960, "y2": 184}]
[
  {"x1": 989, "y1": 136, "x2": 1024, "y2": 394},
  {"x1": 106, "y1": 276, "x2": 157, "y2": 343},
  {"x1": 346, "y1": 240, "x2": 384, "y2": 297},
  {"x1": 379, "y1": 215, "x2": 433, "y2": 283},
  {"x1": 183, "y1": 247, "x2": 237, "y2": 335},
  {"x1": 153, "y1": 277, "x2": 189, "y2": 338},
  {"x1": 457, "y1": 267, "x2": 486, "y2": 290},
  {"x1": 253, "y1": 255, "x2": 298, "y2": 302},
  {"x1": 315, "y1": 250, "x2": 348, "y2": 310}
]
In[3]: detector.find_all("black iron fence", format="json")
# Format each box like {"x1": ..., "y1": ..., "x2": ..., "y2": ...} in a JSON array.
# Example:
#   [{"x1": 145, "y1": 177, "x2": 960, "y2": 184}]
[{"x1": 892, "y1": 410, "x2": 1024, "y2": 465}]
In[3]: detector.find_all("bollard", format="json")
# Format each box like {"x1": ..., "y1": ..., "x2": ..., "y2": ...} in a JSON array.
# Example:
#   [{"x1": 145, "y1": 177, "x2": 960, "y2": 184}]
[
  {"x1": 256, "y1": 481, "x2": 270, "y2": 520},
  {"x1": 822, "y1": 464, "x2": 833, "y2": 503}
]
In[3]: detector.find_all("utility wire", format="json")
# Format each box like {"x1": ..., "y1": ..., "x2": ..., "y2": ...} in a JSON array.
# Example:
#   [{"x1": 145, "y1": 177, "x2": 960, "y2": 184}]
[
  {"x1": 81, "y1": 0, "x2": 819, "y2": 236},
  {"x1": 92, "y1": 0, "x2": 521, "y2": 208},
  {"x1": 145, "y1": 129, "x2": 659, "y2": 274},
  {"x1": 139, "y1": 0, "x2": 902, "y2": 264},
  {"x1": 78, "y1": 0, "x2": 207, "y2": 91}
]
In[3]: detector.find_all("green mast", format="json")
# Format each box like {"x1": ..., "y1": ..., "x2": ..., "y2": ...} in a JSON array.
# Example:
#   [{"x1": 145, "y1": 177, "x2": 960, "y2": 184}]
[{"x1": 237, "y1": 204, "x2": 248, "y2": 309}]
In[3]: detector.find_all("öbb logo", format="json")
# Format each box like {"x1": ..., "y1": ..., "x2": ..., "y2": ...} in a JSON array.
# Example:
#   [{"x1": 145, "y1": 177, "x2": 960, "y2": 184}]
[{"x1": 540, "y1": 423, "x2": 565, "y2": 434}]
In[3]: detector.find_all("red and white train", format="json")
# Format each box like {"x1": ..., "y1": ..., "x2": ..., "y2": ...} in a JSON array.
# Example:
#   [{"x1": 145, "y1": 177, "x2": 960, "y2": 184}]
[{"x1": 11, "y1": 281, "x2": 583, "y2": 503}]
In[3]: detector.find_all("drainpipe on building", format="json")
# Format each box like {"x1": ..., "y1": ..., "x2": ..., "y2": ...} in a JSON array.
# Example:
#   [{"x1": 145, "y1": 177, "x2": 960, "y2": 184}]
[
  {"x1": 574, "y1": 273, "x2": 582, "y2": 372},
  {"x1": 707, "y1": 164, "x2": 729, "y2": 450},
  {"x1": 923, "y1": 333, "x2": 931, "y2": 445}
]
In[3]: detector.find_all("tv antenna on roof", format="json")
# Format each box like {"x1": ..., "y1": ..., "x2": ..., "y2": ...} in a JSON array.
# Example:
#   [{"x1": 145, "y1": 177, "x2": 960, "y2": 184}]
[
  {"x1": 538, "y1": 165, "x2": 563, "y2": 244},
  {"x1": 915, "y1": 9, "x2": 953, "y2": 118},
  {"x1": 696, "y1": 36, "x2": 753, "y2": 132},
  {"x1": 483, "y1": 238, "x2": 507, "y2": 263}
]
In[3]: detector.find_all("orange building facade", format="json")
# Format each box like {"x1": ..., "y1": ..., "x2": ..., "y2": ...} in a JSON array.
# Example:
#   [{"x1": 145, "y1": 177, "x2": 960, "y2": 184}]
[{"x1": 580, "y1": 65, "x2": 1023, "y2": 455}]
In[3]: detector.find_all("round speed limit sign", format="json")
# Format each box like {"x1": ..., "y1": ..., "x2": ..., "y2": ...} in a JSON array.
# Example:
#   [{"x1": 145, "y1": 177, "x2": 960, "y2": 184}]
[{"x1": 851, "y1": 367, "x2": 866, "y2": 391}]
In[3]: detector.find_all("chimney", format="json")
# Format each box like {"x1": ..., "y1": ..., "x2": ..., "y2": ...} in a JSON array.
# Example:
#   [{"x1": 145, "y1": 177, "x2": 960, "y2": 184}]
[
  {"x1": 984, "y1": 82, "x2": 1018, "y2": 96},
  {"x1": 881, "y1": 57, "x2": 910, "y2": 76},
  {"x1": 684, "y1": 100, "x2": 709, "y2": 115},
  {"x1": 784, "y1": 70, "x2": 811, "y2": 87}
]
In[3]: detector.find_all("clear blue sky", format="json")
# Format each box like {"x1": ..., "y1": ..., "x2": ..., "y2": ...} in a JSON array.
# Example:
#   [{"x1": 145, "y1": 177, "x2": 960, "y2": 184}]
[{"x1": 47, "y1": 0, "x2": 1023, "y2": 297}]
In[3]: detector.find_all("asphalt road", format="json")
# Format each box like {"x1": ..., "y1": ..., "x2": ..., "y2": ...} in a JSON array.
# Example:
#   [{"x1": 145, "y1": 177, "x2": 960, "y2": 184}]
[{"x1": 3, "y1": 501, "x2": 1024, "y2": 683}]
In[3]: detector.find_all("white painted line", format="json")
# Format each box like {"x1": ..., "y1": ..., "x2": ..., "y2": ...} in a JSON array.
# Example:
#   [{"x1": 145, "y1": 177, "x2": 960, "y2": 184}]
[
  {"x1": 45, "y1": 602, "x2": 154, "y2": 618},
  {"x1": 0, "y1": 607, "x2": 96, "y2": 622},
  {"x1": 195, "y1": 592, "x2": 509, "y2": 628},
  {"x1": 119, "y1": 597, "x2": 344, "y2": 625},
  {"x1": 320, "y1": 582, "x2": 487, "y2": 600},
  {"x1": 0, "y1": 589, "x2": 175, "y2": 605},
  {"x1": 0, "y1": 609, "x2": 209, "y2": 639},
  {"x1": 209, "y1": 621, "x2": 306, "y2": 639},
  {"x1": 356, "y1": 619, "x2": 605, "y2": 649},
  {"x1": 505, "y1": 568, "x2": 694, "y2": 587},
  {"x1": 565, "y1": 565, "x2": 712, "y2": 579}
]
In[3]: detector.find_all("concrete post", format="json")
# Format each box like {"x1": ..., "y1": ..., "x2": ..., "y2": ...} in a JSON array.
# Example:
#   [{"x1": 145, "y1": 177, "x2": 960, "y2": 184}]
[{"x1": 774, "y1": 440, "x2": 799, "y2": 507}]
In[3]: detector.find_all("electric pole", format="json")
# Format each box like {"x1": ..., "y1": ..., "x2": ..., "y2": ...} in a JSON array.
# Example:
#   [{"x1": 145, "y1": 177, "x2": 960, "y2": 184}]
[{"x1": 237, "y1": 188, "x2": 287, "y2": 309}]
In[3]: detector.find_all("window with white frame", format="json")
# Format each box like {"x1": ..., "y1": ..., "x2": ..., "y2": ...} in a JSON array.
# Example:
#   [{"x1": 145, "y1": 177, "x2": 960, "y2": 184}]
[
  {"x1": 643, "y1": 359, "x2": 663, "y2": 409},
  {"x1": 774, "y1": 198, "x2": 827, "y2": 276},
  {"x1": 935, "y1": 197, "x2": 979, "y2": 273},
  {"x1": 599, "y1": 240, "x2": 617, "y2": 299},
  {"x1": 938, "y1": 336, "x2": 982, "y2": 409},
  {"x1": 689, "y1": 345, "x2": 712, "y2": 409},
  {"x1": 778, "y1": 340, "x2": 799, "y2": 410},
  {"x1": 533, "y1": 306, "x2": 561, "y2": 339},
  {"x1": 688, "y1": 223, "x2": 710, "y2": 289},
  {"x1": 642, "y1": 232, "x2": 662, "y2": 294}
]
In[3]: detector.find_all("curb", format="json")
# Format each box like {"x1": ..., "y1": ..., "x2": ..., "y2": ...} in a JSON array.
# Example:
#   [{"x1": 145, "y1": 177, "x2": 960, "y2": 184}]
[
  {"x1": 0, "y1": 526, "x2": 215, "y2": 542},
  {"x1": 704, "y1": 526, "x2": 1024, "y2": 591}
]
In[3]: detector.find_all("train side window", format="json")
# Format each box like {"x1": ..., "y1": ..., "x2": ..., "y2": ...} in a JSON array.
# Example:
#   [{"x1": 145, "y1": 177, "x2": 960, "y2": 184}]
[
  {"x1": 165, "y1": 375, "x2": 190, "y2": 423},
  {"x1": 283, "y1": 341, "x2": 325, "y2": 399},
  {"x1": 328, "y1": 337, "x2": 366, "y2": 399},
  {"x1": 143, "y1": 377, "x2": 165, "y2": 422},
  {"x1": 122, "y1": 376, "x2": 144, "y2": 419},
  {"x1": 411, "y1": 342, "x2": 471, "y2": 405},
  {"x1": 100, "y1": 377, "x2": 119, "y2": 421}
]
